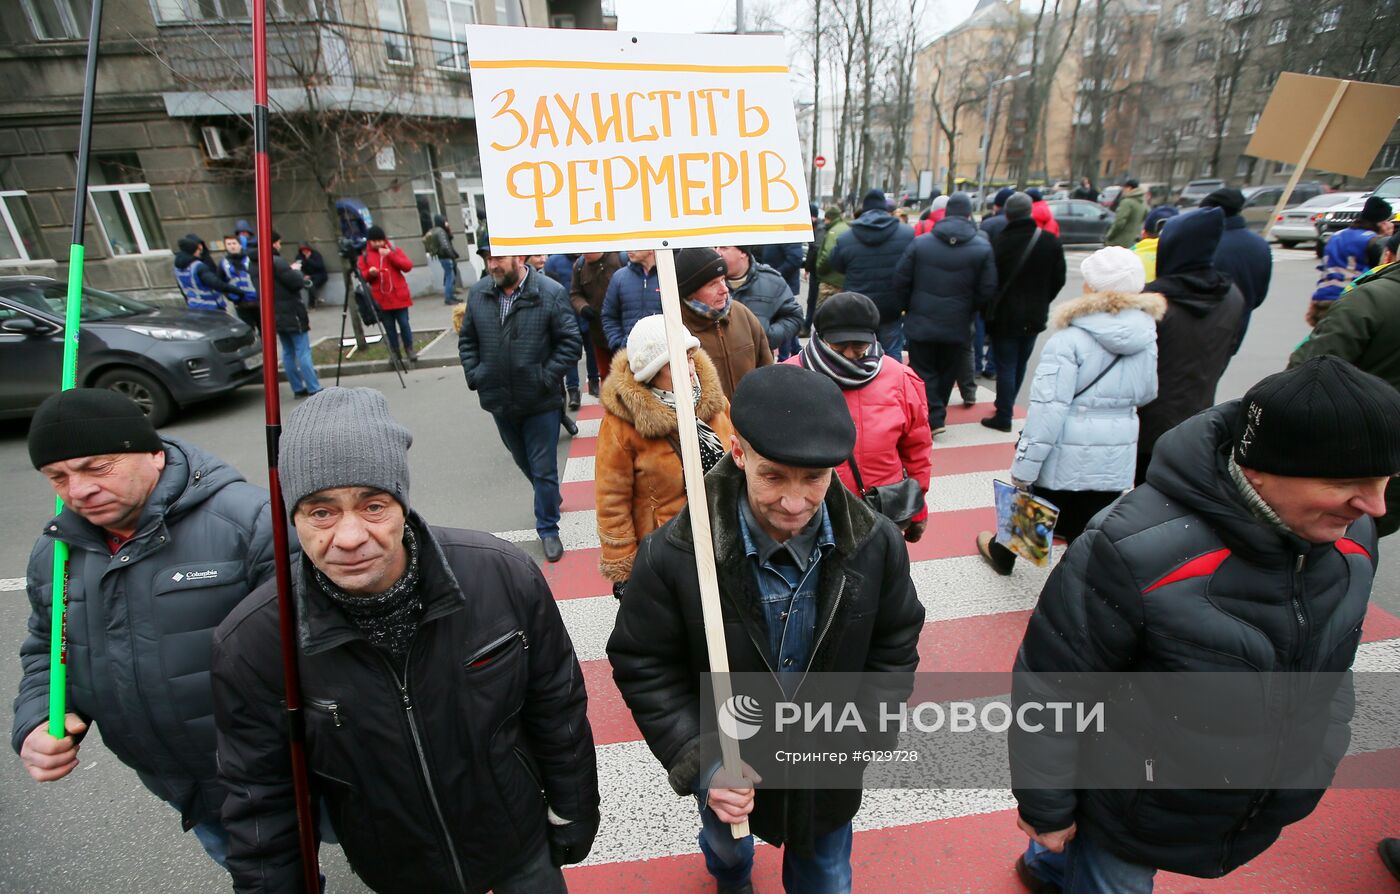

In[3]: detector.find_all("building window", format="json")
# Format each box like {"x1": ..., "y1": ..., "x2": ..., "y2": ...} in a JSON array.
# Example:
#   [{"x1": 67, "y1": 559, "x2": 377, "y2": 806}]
[
  {"x1": 1235, "y1": 156, "x2": 1252, "y2": 177},
  {"x1": 377, "y1": 0, "x2": 413, "y2": 64},
  {"x1": 1201, "y1": 161, "x2": 1215, "y2": 177},
  {"x1": 152, "y1": 0, "x2": 317, "y2": 22},
  {"x1": 1246, "y1": 111, "x2": 1261, "y2": 133},
  {"x1": 429, "y1": 0, "x2": 476, "y2": 71},
  {"x1": 0, "y1": 192, "x2": 50, "y2": 264},
  {"x1": 1267, "y1": 17, "x2": 1287, "y2": 44},
  {"x1": 21, "y1": 0, "x2": 91, "y2": 40},
  {"x1": 1182, "y1": 118, "x2": 1199, "y2": 136},
  {"x1": 1189, "y1": 81, "x2": 1203, "y2": 100},
  {"x1": 87, "y1": 154, "x2": 167, "y2": 257},
  {"x1": 1379, "y1": 143, "x2": 1400, "y2": 169},
  {"x1": 1317, "y1": 5, "x2": 1341, "y2": 31},
  {"x1": 1275, "y1": 161, "x2": 1295, "y2": 174},
  {"x1": 1171, "y1": 3, "x2": 1187, "y2": 26},
  {"x1": 1357, "y1": 47, "x2": 1379, "y2": 77},
  {"x1": 1262, "y1": 70, "x2": 1279, "y2": 90},
  {"x1": 495, "y1": 0, "x2": 524, "y2": 26},
  {"x1": 1306, "y1": 60, "x2": 1325, "y2": 75},
  {"x1": 1195, "y1": 39, "x2": 1215, "y2": 62}
]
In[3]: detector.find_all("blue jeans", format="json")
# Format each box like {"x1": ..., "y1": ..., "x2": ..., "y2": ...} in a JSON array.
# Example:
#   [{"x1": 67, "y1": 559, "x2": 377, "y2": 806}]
[
  {"x1": 439, "y1": 258, "x2": 456, "y2": 300},
  {"x1": 876, "y1": 318, "x2": 905, "y2": 361},
  {"x1": 1023, "y1": 833, "x2": 1157, "y2": 894},
  {"x1": 698, "y1": 799, "x2": 853, "y2": 893},
  {"x1": 279, "y1": 331, "x2": 322, "y2": 395},
  {"x1": 975, "y1": 315, "x2": 996, "y2": 375},
  {"x1": 990, "y1": 334, "x2": 1037, "y2": 424},
  {"x1": 566, "y1": 311, "x2": 598, "y2": 388},
  {"x1": 379, "y1": 307, "x2": 413, "y2": 356},
  {"x1": 190, "y1": 817, "x2": 231, "y2": 868},
  {"x1": 492, "y1": 410, "x2": 563, "y2": 536}
]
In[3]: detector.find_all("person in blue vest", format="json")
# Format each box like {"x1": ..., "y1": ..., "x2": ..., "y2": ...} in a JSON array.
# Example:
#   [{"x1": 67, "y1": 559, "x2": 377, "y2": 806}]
[
  {"x1": 220, "y1": 235, "x2": 261, "y2": 331},
  {"x1": 174, "y1": 234, "x2": 241, "y2": 314}
]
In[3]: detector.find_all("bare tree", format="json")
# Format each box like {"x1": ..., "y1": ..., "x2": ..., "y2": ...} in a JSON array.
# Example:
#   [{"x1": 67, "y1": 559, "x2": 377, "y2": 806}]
[{"x1": 1013, "y1": 0, "x2": 1082, "y2": 185}]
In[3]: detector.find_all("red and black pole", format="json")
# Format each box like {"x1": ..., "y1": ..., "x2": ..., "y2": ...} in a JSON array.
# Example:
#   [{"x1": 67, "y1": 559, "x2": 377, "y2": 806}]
[{"x1": 251, "y1": 1, "x2": 321, "y2": 890}]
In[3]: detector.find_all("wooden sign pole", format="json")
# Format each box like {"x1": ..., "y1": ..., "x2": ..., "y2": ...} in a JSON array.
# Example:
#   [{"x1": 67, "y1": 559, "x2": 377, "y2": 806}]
[
  {"x1": 655, "y1": 247, "x2": 751, "y2": 839},
  {"x1": 1262, "y1": 79, "x2": 1350, "y2": 242}
]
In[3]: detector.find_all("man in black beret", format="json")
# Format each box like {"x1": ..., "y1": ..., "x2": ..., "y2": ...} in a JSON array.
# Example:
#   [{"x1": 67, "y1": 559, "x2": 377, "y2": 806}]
[
  {"x1": 1012, "y1": 356, "x2": 1400, "y2": 892},
  {"x1": 14, "y1": 388, "x2": 274, "y2": 872},
  {"x1": 608, "y1": 364, "x2": 924, "y2": 893}
]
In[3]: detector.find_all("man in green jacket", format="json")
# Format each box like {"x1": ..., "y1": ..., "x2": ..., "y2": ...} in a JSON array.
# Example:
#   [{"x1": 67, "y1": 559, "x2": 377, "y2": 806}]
[
  {"x1": 1104, "y1": 180, "x2": 1149, "y2": 248},
  {"x1": 813, "y1": 206, "x2": 848, "y2": 305},
  {"x1": 1290, "y1": 245, "x2": 1400, "y2": 534}
]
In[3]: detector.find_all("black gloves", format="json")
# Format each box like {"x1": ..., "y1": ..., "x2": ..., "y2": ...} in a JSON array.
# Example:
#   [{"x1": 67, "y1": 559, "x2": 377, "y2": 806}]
[
  {"x1": 612, "y1": 580, "x2": 627, "y2": 601},
  {"x1": 547, "y1": 810, "x2": 601, "y2": 866},
  {"x1": 580, "y1": 305, "x2": 600, "y2": 322}
]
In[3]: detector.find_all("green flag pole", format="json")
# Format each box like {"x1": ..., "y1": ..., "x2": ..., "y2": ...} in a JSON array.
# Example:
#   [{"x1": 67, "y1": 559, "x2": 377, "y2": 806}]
[{"x1": 49, "y1": 0, "x2": 105, "y2": 738}]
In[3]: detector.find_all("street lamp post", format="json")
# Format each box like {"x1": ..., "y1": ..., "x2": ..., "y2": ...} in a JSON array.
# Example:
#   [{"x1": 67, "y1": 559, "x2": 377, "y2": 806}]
[{"x1": 977, "y1": 71, "x2": 1030, "y2": 210}]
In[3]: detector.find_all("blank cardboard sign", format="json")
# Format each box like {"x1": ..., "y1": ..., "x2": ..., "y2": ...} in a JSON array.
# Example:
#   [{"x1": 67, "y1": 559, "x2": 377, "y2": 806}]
[{"x1": 1246, "y1": 73, "x2": 1400, "y2": 178}]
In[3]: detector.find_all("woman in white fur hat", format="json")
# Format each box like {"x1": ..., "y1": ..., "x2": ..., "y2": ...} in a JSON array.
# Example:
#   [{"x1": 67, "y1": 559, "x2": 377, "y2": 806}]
[
  {"x1": 594, "y1": 314, "x2": 734, "y2": 598},
  {"x1": 976, "y1": 246, "x2": 1166, "y2": 574}
]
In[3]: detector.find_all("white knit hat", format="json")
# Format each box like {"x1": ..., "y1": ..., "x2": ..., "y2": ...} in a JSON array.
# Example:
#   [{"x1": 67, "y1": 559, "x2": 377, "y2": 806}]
[
  {"x1": 1081, "y1": 246, "x2": 1146, "y2": 295},
  {"x1": 627, "y1": 314, "x2": 700, "y2": 384}
]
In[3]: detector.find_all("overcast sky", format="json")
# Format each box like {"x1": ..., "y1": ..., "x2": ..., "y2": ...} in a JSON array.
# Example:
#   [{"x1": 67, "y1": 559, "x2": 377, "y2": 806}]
[{"x1": 613, "y1": 0, "x2": 982, "y2": 41}]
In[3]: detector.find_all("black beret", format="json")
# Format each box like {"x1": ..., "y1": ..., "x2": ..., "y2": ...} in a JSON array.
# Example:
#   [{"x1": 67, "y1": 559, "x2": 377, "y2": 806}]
[
  {"x1": 674, "y1": 247, "x2": 727, "y2": 298},
  {"x1": 29, "y1": 388, "x2": 162, "y2": 469},
  {"x1": 731, "y1": 365, "x2": 856, "y2": 468}
]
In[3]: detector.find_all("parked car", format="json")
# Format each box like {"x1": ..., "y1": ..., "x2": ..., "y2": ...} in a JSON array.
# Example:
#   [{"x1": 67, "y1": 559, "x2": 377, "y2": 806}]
[
  {"x1": 1239, "y1": 182, "x2": 1325, "y2": 231},
  {"x1": 1270, "y1": 192, "x2": 1369, "y2": 248},
  {"x1": 1098, "y1": 185, "x2": 1123, "y2": 207},
  {"x1": 0, "y1": 276, "x2": 263, "y2": 426},
  {"x1": 1175, "y1": 178, "x2": 1227, "y2": 207},
  {"x1": 1046, "y1": 199, "x2": 1115, "y2": 245},
  {"x1": 1317, "y1": 176, "x2": 1400, "y2": 242}
]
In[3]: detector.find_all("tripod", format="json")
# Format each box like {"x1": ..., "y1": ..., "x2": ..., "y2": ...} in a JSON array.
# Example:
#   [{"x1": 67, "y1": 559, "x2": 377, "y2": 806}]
[{"x1": 335, "y1": 257, "x2": 407, "y2": 389}]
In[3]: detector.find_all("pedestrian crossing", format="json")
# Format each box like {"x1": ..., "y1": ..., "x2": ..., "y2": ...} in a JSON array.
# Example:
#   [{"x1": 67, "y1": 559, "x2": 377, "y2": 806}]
[{"x1": 538, "y1": 391, "x2": 1400, "y2": 892}]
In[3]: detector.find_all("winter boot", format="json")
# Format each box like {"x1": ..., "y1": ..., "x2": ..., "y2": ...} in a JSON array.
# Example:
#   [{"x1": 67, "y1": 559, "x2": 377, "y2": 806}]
[{"x1": 567, "y1": 386, "x2": 581, "y2": 411}]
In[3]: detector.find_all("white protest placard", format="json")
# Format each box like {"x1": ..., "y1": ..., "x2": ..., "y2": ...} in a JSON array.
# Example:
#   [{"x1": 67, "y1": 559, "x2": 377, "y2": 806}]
[{"x1": 465, "y1": 26, "x2": 813, "y2": 255}]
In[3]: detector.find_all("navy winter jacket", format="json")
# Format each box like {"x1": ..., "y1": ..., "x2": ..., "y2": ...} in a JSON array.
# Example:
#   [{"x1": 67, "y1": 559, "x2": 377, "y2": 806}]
[
  {"x1": 731, "y1": 261, "x2": 804, "y2": 349},
  {"x1": 892, "y1": 216, "x2": 998, "y2": 344},
  {"x1": 827, "y1": 211, "x2": 916, "y2": 323},
  {"x1": 601, "y1": 261, "x2": 662, "y2": 350},
  {"x1": 759, "y1": 242, "x2": 804, "y2": 296},
  {"x1": 1212, "y1": 216, "x2": 1272, "y2": 353}
]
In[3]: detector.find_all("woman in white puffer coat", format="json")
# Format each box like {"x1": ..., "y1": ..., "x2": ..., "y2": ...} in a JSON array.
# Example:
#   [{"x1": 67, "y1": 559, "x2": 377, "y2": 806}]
[{"x1": 976, "y1": 246, "x2": 1166, "y2": 574}]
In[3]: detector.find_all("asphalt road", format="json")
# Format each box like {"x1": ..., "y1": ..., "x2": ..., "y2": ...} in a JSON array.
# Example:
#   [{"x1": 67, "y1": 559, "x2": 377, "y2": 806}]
[{"x1": 0, "y1": 245, "x2": 1395, "y2": 893}]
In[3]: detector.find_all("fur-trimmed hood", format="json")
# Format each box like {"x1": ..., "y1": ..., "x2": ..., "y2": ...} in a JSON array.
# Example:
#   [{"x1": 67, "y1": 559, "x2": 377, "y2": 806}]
[
  {"x1": 1050, "y1": 290, "x2": 1167, "y2": 356},
  {"x1": 599, "y1": 348, "x2": 728, "y2": 438}
]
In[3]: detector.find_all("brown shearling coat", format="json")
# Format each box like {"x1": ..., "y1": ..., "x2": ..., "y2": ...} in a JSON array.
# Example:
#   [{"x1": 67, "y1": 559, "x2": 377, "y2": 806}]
[
  {"x1": 595, "y1": 349, "x2": 735, "y2": 582},
  {"x1": 680, "y1": 298, "x2": 773, "y2": 400}
]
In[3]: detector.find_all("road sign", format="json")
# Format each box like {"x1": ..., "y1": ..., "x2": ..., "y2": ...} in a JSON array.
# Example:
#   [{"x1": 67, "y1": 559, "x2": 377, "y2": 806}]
[{"x1": 815, "y1": 155, "x2": 826, "y2": 168}]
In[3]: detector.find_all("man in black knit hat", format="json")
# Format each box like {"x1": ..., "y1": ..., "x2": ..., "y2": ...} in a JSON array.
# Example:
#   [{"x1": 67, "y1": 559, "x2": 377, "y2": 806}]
[
  {"x1": 213, "y1": 387, "x2": 599, "y2": 893},
  {"x1": 609, "y1": 364, "x2": 923, "y2": 894},
  {"x1": 14, "y1": 388, "x2": 274, "y2": 871},
  {"x1": 1011, "y1": 356, "x2": 1400, "y2": 893}
]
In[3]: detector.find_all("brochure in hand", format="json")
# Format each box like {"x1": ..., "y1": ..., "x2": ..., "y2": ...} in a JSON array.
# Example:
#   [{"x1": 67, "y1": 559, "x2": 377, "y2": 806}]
[{"x1": 993, "y1": 480, "x2": 1061, "y2": 567}]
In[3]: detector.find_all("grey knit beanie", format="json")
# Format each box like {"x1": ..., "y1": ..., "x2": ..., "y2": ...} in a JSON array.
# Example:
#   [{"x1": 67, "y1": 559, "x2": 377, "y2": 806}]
[{"x1": 279, "y1": 387, "x2": 413, "y2": 512}]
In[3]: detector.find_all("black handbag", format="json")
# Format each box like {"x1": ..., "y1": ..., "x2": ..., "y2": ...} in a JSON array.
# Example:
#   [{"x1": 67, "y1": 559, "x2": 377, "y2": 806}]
[{"x1": 847, "y1": 453, "x2": 925, "y2": 529}]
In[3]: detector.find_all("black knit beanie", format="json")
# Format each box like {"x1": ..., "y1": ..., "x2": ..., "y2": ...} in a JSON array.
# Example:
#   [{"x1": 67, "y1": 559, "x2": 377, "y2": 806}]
[
  {"x1": 29, "y1": 388, "x2": 162, "y2": 469},
  {"x1": 674, "y1": 247, "x2": 727, "y2": 298},
  {"x1": 1234, "y1": 357, "x2": 1400, "y2": 478}
]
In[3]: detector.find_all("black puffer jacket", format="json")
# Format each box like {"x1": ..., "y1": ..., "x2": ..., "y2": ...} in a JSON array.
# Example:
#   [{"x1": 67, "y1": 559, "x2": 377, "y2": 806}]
[
  {"x1": 213, "y1": 517, "x2": 599, "y2": 894},
  {"x1": 730, "y1": 259, "x2": 804, "y2": 349},
  {"x1": 1012, "y1": 402, "x2": 1374, "y2": 878},
  {"x1": 987, "y1": 217, "x2": 1067, "y2": 337},
  {"x1": 607, "y1": 456, "x2": 924, "y2": 854},
  {"x1": 892, "y1": 215, "x2": 998, "y2": 344},
  {"x1": 12, "y1": 438, "x2": 274, "y2": 829},
  {"x1": 826, "y1": 211, "x2": 916, "y2": 323},
  {"x1": 252, "y1": 248, "x2": 311, "y2": 335},
  {"x1": 459, "y1": 268, "x2": 582, "y2": 417},
  {"x1": 1138, "y1": 208, "x2": 1245, "y2": 468}
]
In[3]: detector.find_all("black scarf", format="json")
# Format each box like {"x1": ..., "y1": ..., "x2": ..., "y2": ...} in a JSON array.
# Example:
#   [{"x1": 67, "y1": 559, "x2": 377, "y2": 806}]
[
  {"x1": 800, "y1": 336, "x2": 883, "y2": 388},
  {"x1": 651, "y1": 382, "x2": 727, "y2": 473},
  {"x1": 314, "y1": 524, "x2": 423, "y2": 662}
]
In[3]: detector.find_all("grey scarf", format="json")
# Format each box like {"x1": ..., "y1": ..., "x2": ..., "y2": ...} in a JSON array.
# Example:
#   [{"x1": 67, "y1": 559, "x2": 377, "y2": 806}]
[
  {"x1": 314, "y1": 524, "x2": 423, "y2": 662},
  {"x1": 686, "y1": 295, "x2": 731, "y2": 321}
]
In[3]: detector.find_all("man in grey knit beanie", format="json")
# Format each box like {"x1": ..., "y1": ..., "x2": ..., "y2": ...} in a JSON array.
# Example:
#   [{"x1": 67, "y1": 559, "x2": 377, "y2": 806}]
[{"x1": 212, "y1": 387, "x2": 601, "y2": 892}]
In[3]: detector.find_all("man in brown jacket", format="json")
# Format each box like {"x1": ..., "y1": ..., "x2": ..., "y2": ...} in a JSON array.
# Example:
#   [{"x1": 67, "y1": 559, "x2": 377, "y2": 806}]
[
  {"x1": 675, "y1": 247, "x2": 773, "y2": 400},
  {"x1": 570, "y1": 250, "x2": 625, "y2": 391}
]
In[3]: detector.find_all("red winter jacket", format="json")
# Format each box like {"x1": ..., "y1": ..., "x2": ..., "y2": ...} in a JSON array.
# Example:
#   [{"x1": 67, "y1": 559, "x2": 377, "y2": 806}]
[
  {"x1": 357, "y1": 243, "x2": 414, "y2": 310},
  {"x1": 785, "y1": 354, "x2": 933, "y2": 522},
  {"x1": 1031, "y1": 200, "x2": 1061, "y2": 238},
  {"x1": 914, "y1": 216, "x2": 937, "y2": 236}
]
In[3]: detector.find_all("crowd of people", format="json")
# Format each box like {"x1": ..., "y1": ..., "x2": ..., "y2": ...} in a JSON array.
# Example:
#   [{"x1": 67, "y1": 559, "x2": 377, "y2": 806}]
[{"x1": 14, "y1": 177, "x2": 1400, "y2": 894}]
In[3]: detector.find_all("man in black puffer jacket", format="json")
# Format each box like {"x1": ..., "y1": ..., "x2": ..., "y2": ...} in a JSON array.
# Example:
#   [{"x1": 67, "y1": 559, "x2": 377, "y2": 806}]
[
  {"x1": 459, "y1": 242, "x2": 582, "y2": 562},
  {"x1": 1136, "y1": 206, "x2": 1245, "y2": 484},
  {"x1": 214, "y1": 389, "x2": 598, "y2": 894},
  {"x1": 1011, "y1": 357, "x2": 1400, "y2": 892},
  {"x1": 827, "y1": 189, "x2": 916, "y2": 358},
  {"x1": 892, "y1": 191, "x2": 998, "y2": 434},
  {"x1": 15, "y1": 389, "x2": 273, "y2": 871},
  {"x1": 609, "y1": 365, "x2": 924, "y2": 894}
]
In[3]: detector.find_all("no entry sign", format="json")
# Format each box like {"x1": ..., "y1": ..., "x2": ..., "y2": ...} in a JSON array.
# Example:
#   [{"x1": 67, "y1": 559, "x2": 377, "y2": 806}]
[{"x1": 466, "y1": 26, "x2": 814, "y2": 254}]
